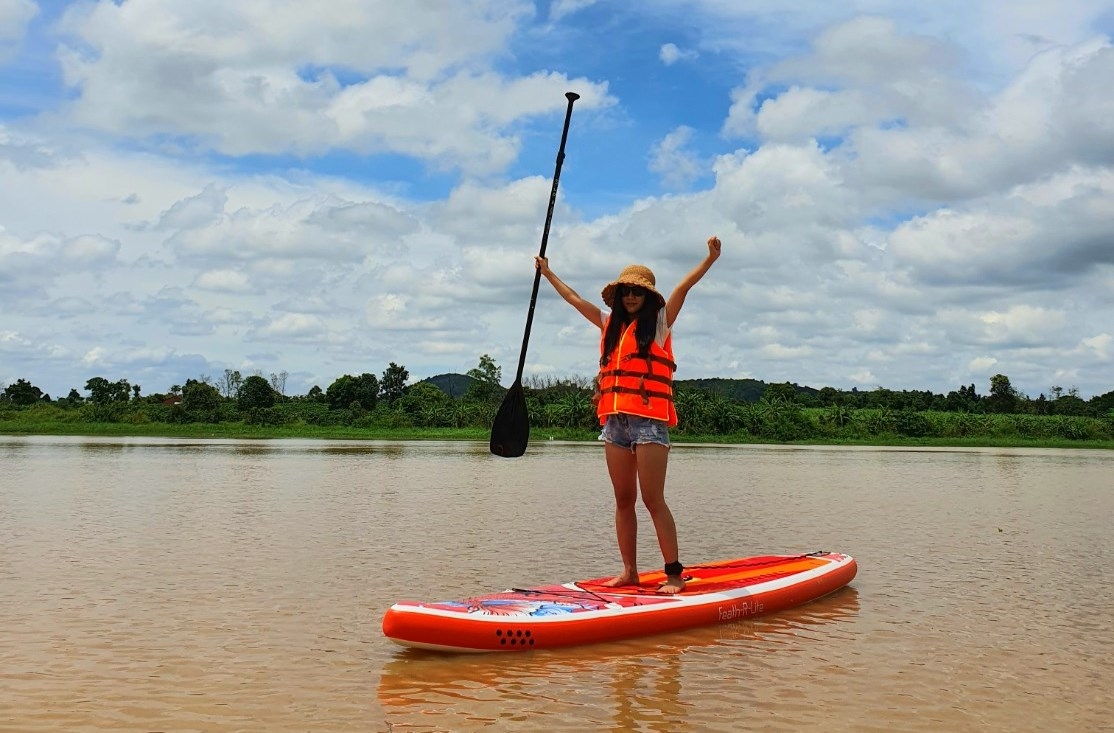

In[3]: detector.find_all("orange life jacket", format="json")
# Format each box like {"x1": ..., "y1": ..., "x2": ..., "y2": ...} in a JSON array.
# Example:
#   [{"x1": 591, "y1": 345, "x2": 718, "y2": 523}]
[{"x1": 597, "y1": 316, "x2": 678, "y2": 426}]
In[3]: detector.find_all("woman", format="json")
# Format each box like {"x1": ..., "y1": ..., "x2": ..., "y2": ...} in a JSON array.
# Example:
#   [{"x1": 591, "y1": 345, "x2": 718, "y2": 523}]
[{"x1": 535, "y1": 236, "x2": 721, "y2": 593}]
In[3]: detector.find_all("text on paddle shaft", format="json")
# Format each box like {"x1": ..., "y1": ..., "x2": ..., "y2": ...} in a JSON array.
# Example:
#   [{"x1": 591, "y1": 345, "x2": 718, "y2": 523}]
[{"x1": 717, "y1": 601, "x2": 764, "y2": 621}]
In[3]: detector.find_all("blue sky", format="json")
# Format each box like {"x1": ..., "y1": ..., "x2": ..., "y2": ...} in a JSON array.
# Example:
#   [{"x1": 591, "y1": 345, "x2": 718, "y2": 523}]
[{"x1": 2, "y1": 0, "x2": 1113, "y2": 401}]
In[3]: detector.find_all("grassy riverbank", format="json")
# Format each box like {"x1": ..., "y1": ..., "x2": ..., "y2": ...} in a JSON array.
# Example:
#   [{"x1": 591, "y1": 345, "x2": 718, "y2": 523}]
[{"x1": 3, "y1": 419, "x2": 1112, "y2": 450}]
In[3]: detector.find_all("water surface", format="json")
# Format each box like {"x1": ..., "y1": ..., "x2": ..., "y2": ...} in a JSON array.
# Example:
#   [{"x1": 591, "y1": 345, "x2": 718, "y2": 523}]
[{"x1": 1, "y1": 436, "x2": 1111, "y2": 731}]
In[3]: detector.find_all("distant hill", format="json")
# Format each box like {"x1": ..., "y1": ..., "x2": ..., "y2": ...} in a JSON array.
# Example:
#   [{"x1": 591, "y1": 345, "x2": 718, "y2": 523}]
[
  {"x1": 675, "y1": 378, "x2": 819, "y2": 403},
  {"x1": 675, "y1": 377, "x2": 767, "y2": 402},
  {"x1": 421, "y1": 373, "x2": 478, "y2": 398}
]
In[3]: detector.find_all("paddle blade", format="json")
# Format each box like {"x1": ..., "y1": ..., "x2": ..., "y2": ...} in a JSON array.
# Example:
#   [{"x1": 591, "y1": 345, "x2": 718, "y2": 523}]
[{"x1": 490, "y1": 381, "x2": 530, "y2": 458}]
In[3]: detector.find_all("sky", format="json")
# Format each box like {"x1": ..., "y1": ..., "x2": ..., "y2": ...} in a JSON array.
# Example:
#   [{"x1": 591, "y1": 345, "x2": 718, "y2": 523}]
[{"x1": 2, "y1": 0, "x2": 1113, "y2": 401}]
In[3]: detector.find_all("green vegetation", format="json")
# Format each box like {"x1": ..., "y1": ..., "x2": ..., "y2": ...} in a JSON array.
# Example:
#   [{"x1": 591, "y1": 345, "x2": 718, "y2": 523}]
[{"x1": 2, "y1": 363, "x2": 1113, "y2": 448}]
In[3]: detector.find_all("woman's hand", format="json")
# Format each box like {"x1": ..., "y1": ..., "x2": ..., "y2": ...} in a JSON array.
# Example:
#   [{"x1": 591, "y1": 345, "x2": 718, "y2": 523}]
[
  {"x1": 535, "y1": 256, "x2": 551, "y2": 277},
  {"x1": 707, "y1": 236, "x2": 722, "y2": 262}
]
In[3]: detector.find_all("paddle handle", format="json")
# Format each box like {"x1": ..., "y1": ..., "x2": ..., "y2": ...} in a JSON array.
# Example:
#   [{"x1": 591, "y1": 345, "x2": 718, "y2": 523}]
[{"x1": 513, "y1": 91, "x2": 580, "y2": 384}]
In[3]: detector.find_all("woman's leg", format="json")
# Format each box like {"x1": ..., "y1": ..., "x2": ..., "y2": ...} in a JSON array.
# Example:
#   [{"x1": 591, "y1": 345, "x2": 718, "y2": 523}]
[
  {"x1": 635, "y1": 443, "x2": 685, "y2": 593},
  {"x1": 603, "y1": 441, "x2": 640, "y2": 587}
]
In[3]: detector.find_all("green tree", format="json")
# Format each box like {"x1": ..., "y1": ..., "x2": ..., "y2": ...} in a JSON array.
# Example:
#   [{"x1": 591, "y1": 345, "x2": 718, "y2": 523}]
[
  {"x1": 1090, "y1": 389, "x2": 1114, "y2": 415},
  {"x1": 397, "y1": 382, "x2": 453, "y2": 426},
  {"x1": 988, "y1": 374, "x2": 1019, "y2": 414},
  {"x1": 182, "y1": 379, "x2": 222, "y2": 420},
  {"x1": 85, "y1": 377, "x2": 131, "y2": 404},
  {"x1": 326, "y1": 373, "x2": 379, "y2": 410},
  {"x1": 945, "y1": 384, "x2": 981, "y2": 412},
  {"x1": 85, "y1": 377, "x2": 110, "y2": 404},
  {"x1": 238, "y1": 375, "x2": 277, "y2": 412},
  {"x1": 464, "y1": 354, "x2": 505, "y2": 404},
  {"x1": 468, "y1": 354, "x2": 502, "y2": 384},
  {"x1": 1052, "y1": 394, "x2": 1089, "y2": 417},
  {"x1": 380, "y1": 362, "x2": 409, "y2": 404},
  {"x1": 114, "y1": 379, "x2": 131, "y2": 402},
  {"x1": 761, "y1": 382, "x2": 798, "y2": 404},
  {"x1": 2, "y1": 378, "x2": 44, "y2": 406}
]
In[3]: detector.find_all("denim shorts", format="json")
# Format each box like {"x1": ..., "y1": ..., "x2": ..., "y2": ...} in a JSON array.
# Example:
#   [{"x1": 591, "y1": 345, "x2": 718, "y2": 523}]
[{"x1": 598, "y1": 414, "x2": 671, "y2": 451}]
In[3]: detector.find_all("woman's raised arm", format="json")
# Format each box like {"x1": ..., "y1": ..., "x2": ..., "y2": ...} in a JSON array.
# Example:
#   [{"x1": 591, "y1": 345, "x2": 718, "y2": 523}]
[
  {"x1": 665, "y1": 236, "x2": 721, "y2": 327},
  {"x1": 536, "y1": 256, "x2": 603, "y2": 327}
]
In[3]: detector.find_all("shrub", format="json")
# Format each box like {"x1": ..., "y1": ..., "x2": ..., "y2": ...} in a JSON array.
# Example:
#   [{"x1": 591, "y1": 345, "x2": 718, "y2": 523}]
[
  {"x1": 893, "y1": 410, "x2": 931, "y2": 437},
  {"x1": 244, "y1": 407, "x2": 287, "y2": 427}
]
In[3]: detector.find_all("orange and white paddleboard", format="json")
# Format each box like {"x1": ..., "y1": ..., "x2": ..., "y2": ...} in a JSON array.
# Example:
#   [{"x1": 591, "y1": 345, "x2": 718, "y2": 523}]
[{"x1": 382, "y1": 551, "x2": 857, "y2": 652}]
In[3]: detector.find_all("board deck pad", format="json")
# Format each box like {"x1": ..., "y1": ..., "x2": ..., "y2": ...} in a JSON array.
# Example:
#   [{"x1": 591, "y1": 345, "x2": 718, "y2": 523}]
[{"x1": 382, "y1": 551, "x2": 857, "y2": 652}]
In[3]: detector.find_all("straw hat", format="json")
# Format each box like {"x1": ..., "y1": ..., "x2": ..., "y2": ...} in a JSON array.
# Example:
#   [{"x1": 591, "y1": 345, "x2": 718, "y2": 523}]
[{"x1": 601, "y1": 264, "x2": 666, "y2": 308}]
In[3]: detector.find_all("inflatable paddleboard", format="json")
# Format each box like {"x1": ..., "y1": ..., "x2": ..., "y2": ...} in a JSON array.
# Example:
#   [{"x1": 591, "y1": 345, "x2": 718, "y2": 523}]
[{"x1": 382, "y1": 551, "x2": 856, "y2": 652}]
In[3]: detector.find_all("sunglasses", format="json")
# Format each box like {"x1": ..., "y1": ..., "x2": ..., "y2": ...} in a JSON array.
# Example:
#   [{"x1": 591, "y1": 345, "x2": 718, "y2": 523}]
[{"x1": 617, "y1": 285, "x2": 647, "y2": 298}]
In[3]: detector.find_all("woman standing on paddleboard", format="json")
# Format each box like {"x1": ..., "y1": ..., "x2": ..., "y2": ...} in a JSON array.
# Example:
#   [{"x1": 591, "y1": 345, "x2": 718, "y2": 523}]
[{"x1": 535, "y1": 236, "x2": 721, "y2": 594}]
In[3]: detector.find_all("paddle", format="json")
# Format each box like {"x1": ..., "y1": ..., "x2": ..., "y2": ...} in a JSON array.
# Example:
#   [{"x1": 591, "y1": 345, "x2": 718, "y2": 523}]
[{"x1": 490, "y1": 91, "x2": 580, "y2": 458}]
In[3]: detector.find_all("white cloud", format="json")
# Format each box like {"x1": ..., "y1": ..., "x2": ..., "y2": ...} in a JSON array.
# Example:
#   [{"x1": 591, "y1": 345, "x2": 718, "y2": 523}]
[
  {"x1": 968, "y1": 356, "x2": 998, "y2": 372},
  {"x1": 1080, "y1": 333, "x2": 1111, "y2": 360},
  {"x1": 851, "y1": 309, "x2": 884, "y2": 333},
  {"x1": 0, "y1": 329, "x2": 27, "y2": 348},
  {"x1": 671, "y1": 0, "x2": 1107, "y2": 82},
  {"x1": 848, "y1": 369, "x2": 876, "y2": 384},
  {"x1": 759, "y1": 343, "x2": 814, "y2": 359},
  {"x1": 194, "y1": 269, "x2": 250, "y2": 293},
  {"x1": 52, "y1": 0, "x2": 612, "y2": 174},
  {"x1": 660, "y1": 43, "x2": 698, "y2": 65},
  {"x1": 730, "y1": 15, "x2": 970, "y2": 142},
  {"x1": 156, "y1": 184, "x2": 227, "y2": 231},
  {"x1": 256, "y1": 312, "x2": 326, "y2": 339},
  {"x1": 649, "y1": 126, "x2": 704, "y2": 189},
  {"x1": 366, "y1": 294, "x2": 447, "y2": 331},
  {"x1": 774, "y1": 16, "x2": 961, "y2": 87},
  {"x1": 1, "y1": 227, "x2": 120, "y2": 297},
  {"x1": 0, "y1": 0, "x2": 36, "y2": 58},
  {"x1": 709, "y1": 142, "x2": 857, "y2": 246},
  {"x1": 887, "y1": 166, "x2": 1114, "y2": 286},
  {"x1": 977, "y1": 306, "x2": 1068, "y2": 346},
  {"x1": 82, "y1": 346, "x2": 108, "y2": 367},
  {"x1": 845, "y1": 39, "x2": 1114, "y2": 202},
  {"x1": 753, "y1": 87, "x2": 872, "y2": 142},
  {"x1": 724, "y1": 20, "x2": 1114, "y2": 211},
  {"x1": 549, "y1": 0, "x2": 598, "y2": 22},
  {"x1": 433, "y1": 177, "x2": 555, "y2": 244},
  {"x1": 62, "y1": 234, "x2": 120, "y2": 263}
]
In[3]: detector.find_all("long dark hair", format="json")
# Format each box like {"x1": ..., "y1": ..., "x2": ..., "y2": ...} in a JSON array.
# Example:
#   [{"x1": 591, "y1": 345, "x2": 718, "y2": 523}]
[{"x1": 600, "y1": 297, "x2": 662, "y2": 367}]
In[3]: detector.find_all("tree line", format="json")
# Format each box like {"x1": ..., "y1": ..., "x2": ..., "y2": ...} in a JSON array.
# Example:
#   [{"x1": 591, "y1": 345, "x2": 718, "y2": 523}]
[
  {"x1": 0, "y1": 356, "x2": 508, "y2": 429},
  {"x1": 2, "y1": 359, "x2": 1112, "y2": 442}
]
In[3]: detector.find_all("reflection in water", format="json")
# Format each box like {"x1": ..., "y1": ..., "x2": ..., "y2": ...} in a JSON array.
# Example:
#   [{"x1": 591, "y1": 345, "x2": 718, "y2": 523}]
[{"x1": 1, "y1": 436, "x2": 1111, "y2": 732}]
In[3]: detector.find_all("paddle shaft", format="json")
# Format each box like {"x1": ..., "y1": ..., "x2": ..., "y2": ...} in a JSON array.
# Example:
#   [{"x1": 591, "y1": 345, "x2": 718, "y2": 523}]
[{"x1": 511, "y1": 91, "x2": 580, "y2": 384}]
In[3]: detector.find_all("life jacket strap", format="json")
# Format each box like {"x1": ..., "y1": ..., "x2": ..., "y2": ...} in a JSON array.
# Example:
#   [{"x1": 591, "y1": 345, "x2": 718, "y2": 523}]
[
  {"x1": 597, "y1": 369, "x2": 673, "y2": 386},
  {"x1": 619, "y1": 353, "x2": 677, "y2": 371},
  {"x1": 599, "y1": 385, "x2": 675, "y2": 405}
]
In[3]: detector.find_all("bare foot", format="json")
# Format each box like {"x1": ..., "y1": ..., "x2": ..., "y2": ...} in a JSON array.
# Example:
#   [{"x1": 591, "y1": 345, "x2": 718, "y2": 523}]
[
  {"x1": 602, "y1": 573, "x2": 640, "y2": 588},
  {"x1": 657, "y1": 575, "x2": 686, "y2": 594}
]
